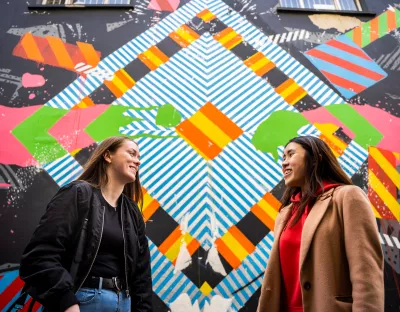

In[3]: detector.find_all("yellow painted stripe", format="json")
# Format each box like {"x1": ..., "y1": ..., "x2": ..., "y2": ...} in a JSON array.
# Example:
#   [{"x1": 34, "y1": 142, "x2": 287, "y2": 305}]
[
  {"x1": 218, "y1": 30, "x2": 239, "y2": 45},
  {"x1": 142, "y1": 49, "x2": 164, "y2": 67},
  {"x1": 190, "y1": 112, "x2": 232, "y2": 149},
  {"x1": 221, "y1": 231, "x2": 248, "y2": 261},
  {"x1": 278, "y1": 81, "x2": 299, "y2": 99},
  {"x1": 164, "y1": 234, "x2": 184, "y2": 262},
  {"x1": 112, "y1": 75, "x2": 129, "y2": 94},
  {"x1": 287, "y1": 89, "x2": 307, "y2": 105},
  {"x1": 370, "y1": 202, "x2": 382, "y2": 219},
  {"x1": 175, "y1": 129, "x2": 211, "y2": 160},
  {"x1": 369, "y1": 147, "x2": 400, "y2": 188},
  {"x1": 314, "y1": 123, "x2": 347, "y2": 153},
  {"x1": 175, "y1": 27, "x2": 197, "y2": 43},
  {"x1": 202, "y1": 11, "x2": 215, "y2": 21},
  {"x1": 369, "y1": 169, "x2": 400, "y2": 221},
  {"x1": 120, "y1": 69, "x2": 136, "y2": 86},
  {"x1": 250, "y1": 57, "x2": 272, "y2": 72},
  {"x1": 143, "y1": 192, "x2": 154, "y2": 211},
  {"x1": 257, "y1": 198, "x2": 278, "y2": 219}
]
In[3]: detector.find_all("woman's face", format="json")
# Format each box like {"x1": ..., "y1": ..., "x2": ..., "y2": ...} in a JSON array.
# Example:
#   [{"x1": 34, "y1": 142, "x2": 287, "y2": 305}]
[
  {"x1": 106, "y1": 140, "x2": 141, "y2": 184},
  {"x1": 282, "y1": 142, "x2": 307, "y2": 188}
]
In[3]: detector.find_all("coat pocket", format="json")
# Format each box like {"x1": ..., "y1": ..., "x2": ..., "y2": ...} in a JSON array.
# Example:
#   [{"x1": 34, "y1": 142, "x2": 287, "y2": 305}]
[{"x1": 335, "y1": 296, "x2": 353, "y2": 303}]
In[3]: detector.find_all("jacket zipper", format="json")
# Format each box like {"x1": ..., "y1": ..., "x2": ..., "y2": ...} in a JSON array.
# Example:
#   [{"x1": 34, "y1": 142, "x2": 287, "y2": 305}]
[
  {"x1": 75, "y1": 205, "x2": 105, "y2": 293},
  {"x1": 121, "y1": 197, "x2": 130, "y2": 297}
]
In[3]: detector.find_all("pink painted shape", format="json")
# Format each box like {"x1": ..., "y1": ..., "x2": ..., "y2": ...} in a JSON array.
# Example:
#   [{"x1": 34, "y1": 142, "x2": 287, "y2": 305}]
[
  {"x1": 22, "y1": 73, "x2": 46, "y2": 88},
  {"x1": 353, "y1": 105, "x2": 400, "y2": 153},
  {"x1": 29, "y1": 93, "x2": 36, "y2": 100},
  {"x1": 48, "y1": 104, "x2": 109, "y2": 153},
  {"x1": 302, "y1": 106, "x2": 355, "y2": 138},
  {"x1": 0, "y1": 105, "x2": 41, "y2": 166},
  {"x1": 148, "y1": 0, "x2": 179, "y2": 12},
  {"x1": 0, "y1": 183, "x2": 11, "y2": 189}
]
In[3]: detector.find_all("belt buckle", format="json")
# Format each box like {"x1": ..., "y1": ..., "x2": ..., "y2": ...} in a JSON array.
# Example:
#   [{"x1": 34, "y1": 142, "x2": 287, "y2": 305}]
[{"x1": 112, "y1": 277, "x2": 121, "y2": 294}]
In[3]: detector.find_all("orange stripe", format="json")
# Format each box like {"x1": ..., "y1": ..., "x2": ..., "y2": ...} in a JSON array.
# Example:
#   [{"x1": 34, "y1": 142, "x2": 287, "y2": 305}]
[
  {"x1": 104, "y1": 80, "x2": 124, "y2": 98},
  {"x1": 159, "y1": 226, "x2": 182, "y2": 254},
  {"x1": 115, "y1": 70, "x2": 135, "y2": 89},
  {"x1": 199, "y1": 102, "x2": 243, "y2": 140},
  {"x1": 138, "y1": 54, "x2": 158, "y2": 71},
  {"x1": 223, "y1": 35, "x2": 242, "y2": 50},
  {"x1": 387, "y1": 9, "x2": 396, "y2": 32},
  {"x1": 20, "y1": 33, "x2": 44, "y2": 63},
  {"x1": 46, "y1": 36, "x2": 75, "y2": 69},
  {"x1": 213, "y1": 27, "x2": 233, "y2": 41},
  {"x1": 176, "y1": 119, "x2": 222, "y2": 160},
  {"x1": 262, "y1": 193, "x2": 281, "y2": 211},
  {"x1": 229, "y1": 226, "x2": 255, "y2": 254},
  {"x1": 149, "y1": 46, "x2": 169, "y2": 63},
  {"x1": 142, "y1": 187, "x2": 148, "y2": 196},
  {"x1": 169, "y1": 32, "x2": 191, "y2": 48},
  {"x1": 143, "y1": 199, "x2": 160, "y2": 221},
  {"x1": 215, "y1": 238, "x2": 242, "y2": 269},
  {"x1": 76, "y1": 42, "x2": 101, "y2": 67},
  {"x1": 244, "y1": 52, "x2": 265, "y2": 67},
  {"x1": 284, "y1": 86, "x2": 307, "y2": 105},
  {"x1": 180, "y1": 24, "x2": 201, "y2": 40},
  {"x1": 275, "y1": 78, "x2": 294, "y2": 94},
  {"x1": 254, "y1": 61, "x2": 275, "y2": 76},
  {"x1": 353, "y1": 27, "x2": 362, "y2": 47},
  {"x1": 251, "y1": 204, "x2": 275, "y2": 230},
  {"x1": 82, "y1": 96, "x2": 95, "y2": 107},
  {"x1": 319, "y1": 134, "x2": 344, "y2": 156},
  {"x1": 369, "y1": 16, "x2": 379, "y2": 42},
  {"x1": 187, "y1": 239, "x2": 200, "y2": 256}
]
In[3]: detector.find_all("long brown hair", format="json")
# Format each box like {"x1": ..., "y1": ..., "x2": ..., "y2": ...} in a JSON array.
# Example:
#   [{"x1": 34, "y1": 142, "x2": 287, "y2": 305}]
[
  {"x1": 77, "y1": 136, "x2": 143, "y2": 208},
  {"x1": 280, "y1": 136, "x2": 352, "y2": 226}
]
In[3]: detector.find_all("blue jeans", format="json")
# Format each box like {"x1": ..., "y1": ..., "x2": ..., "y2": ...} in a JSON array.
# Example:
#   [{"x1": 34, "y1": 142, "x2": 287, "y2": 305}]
[{"x1": 76, "y1": 287, "x2": 131, "y2": 312}]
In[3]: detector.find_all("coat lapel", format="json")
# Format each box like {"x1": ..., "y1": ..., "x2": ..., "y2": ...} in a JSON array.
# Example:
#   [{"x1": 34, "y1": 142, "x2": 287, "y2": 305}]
[{"x1": 299, "y1": 188, "x2": 335, "y2": 270}]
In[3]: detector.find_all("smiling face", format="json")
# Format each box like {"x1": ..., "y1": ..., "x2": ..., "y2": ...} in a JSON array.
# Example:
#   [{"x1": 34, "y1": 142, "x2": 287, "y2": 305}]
[
  {"x1": 105, "y1": 140, "x2": 141, "y2": 185},
  {"x1": 282, "y1": 142, "x2": 308, "y2": 188}
]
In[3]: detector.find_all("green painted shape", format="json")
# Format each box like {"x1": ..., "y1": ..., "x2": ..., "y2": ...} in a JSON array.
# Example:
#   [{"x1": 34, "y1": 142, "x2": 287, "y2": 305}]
[
  {"x1": 378, "y1": 11, "x2": 388, "y2": 40},
  {"x1": 345, "y1": 30, "x2": 354, "y2": 40},
  {"x1": 251, "y1": 110, "x2": 309, "y2": 161},
  {"x1": 12, "y1": 106, "x2": 68, "y2": 164},
  {"x1": 396, "y1": 8, "x2": 400, "y2": 26},
  {"x1": 155, "y1": 103, "x2": 182, "y2": 127},
  {"x1": 325, "y1": 104, "x2": 383, "y2": 149},
  {"x1": 85, "y1": 105, "x2": 139, "y2": 141},
  {"x1": 361, "y1": 22, "x2": 371, "y2": 48}
]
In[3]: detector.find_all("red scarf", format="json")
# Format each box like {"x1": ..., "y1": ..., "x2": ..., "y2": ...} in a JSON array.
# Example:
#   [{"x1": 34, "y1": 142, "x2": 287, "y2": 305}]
[{"x1": 279, "y1": 182, "x2": 340, "y2": 312}]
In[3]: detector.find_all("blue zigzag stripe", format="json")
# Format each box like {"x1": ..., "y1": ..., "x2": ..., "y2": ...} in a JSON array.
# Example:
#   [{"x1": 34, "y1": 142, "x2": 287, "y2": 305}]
[{"x1": 42, "y1": 154, "x2": 83, "y2": 187}]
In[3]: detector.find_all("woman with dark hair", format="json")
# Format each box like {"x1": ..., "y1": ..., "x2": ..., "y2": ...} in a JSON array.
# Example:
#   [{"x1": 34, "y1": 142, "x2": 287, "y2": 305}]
[
  {"x1": 20, "y1": 136, "x2": 152, "y2": 312},
  {"x1": 257, "y1": 136, "x2": 384, "y2": 312}
]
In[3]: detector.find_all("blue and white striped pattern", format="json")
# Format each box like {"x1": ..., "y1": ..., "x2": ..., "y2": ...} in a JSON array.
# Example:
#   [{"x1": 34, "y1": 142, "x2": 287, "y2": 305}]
[
  {"x1": 213, "y1": 232, "x2": 274, "y2": 311},
  {"x1": 149, "y1": 239, "x2": 202, "y2": 305},
  {"x1": 42, "y1": 154, "x2": 83, "y2": 187},
  {"x1": 45, "y1": 0, "x2": 206, "y2": 110},
  {"x1": 338, "y1": 140, "x2": 368, "y2": 177},
  {"x1": 208, "y1": 0, "x2": 344, "y2": 106}
]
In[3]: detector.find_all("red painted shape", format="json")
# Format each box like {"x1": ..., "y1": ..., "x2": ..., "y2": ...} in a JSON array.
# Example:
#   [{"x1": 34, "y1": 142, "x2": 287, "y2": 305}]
[
  {"x1": 325, "y1": 39, "x2": 371, "y2": 61},
  {"x1": 148, "y1": 0, "x2": 180, "y2": 12},
  {"x1": 48, "y1": 104, "x2": 109, "y2": 153},
  {"x1": 307, "y1": 49, "x2": 385, "y2": 81},
  {"x1": 21, "y1": 298, "x2": 42, "y2": 312},
  {"x1": 0, "y1": 276, "x2": 25, "y2": 311},
  {"x1": 368, "y1": 185, "x2": 396, "y2": 220},
  {"x1": 368, "y1": 155, "x2": 396, "y2": 197},
  {"x1": 320, "y1": 70, "x2": 366, "y2": 93},
  {"x1": 0, "y1": 105, "x2": 40, "y2": 166}
]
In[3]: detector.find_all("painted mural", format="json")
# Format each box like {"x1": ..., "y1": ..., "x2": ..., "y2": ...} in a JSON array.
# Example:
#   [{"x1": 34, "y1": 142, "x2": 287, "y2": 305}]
[{"x1": 0, "y1": 0, "x2": 399, "y2": 311}]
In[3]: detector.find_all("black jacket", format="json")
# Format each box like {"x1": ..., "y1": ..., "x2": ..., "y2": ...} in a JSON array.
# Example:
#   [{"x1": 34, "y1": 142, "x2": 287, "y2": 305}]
[{"x1": 19, "y1": 181, "x2": 153, "y2": 311}]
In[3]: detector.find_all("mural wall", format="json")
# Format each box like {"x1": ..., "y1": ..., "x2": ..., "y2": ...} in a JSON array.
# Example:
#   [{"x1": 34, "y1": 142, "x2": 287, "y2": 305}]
[{"x1": 0, "y1": 0, "x2": 399, "y2": 310}]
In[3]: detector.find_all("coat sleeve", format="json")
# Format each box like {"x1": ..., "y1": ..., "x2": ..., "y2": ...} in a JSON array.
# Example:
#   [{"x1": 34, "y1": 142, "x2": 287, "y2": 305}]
[
  {"x1": 339, "y1": 186, "x2": 384, "y2": 312},
  {"x1": 19, "y1": 183, "x2": 82, "y2": 312},
  {"x1": 131, "y1": 210, "x2": 153, "y2": 312}
]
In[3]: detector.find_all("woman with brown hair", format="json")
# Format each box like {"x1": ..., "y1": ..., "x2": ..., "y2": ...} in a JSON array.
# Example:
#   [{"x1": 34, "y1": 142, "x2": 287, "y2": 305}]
[
  {"x1": 257, "y1": 136, "x2": 384, "y2": 312},
  {"x1": 20, "y1": 136, "x2": 152, "y2": 312}
]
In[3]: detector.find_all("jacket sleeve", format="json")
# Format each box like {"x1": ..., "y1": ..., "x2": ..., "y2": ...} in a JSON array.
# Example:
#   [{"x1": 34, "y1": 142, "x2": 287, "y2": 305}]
[
  {"x1": 19, "y1": 183, "x2": 82, "y2": 312},
  {"x1": 340, "y1": 186, "x2": 384, "y2": 312},
  {"x1": 131, "y1": 210, "x2": 153, "y2": 312}
]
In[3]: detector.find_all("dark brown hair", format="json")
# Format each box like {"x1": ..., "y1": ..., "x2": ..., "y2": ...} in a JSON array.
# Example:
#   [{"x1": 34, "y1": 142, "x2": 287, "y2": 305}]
[
  {"x1": 280, "y1": 136, "x2": 352, "y2": 226},
  {"x1": 77, "y1": 136, "x2": 143, "y2": 208}
]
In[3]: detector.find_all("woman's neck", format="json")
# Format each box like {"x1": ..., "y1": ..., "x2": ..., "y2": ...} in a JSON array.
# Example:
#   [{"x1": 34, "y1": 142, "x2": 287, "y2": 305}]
[{"x1": 101, "y1": 181, "x2": 124, "y2": 208}]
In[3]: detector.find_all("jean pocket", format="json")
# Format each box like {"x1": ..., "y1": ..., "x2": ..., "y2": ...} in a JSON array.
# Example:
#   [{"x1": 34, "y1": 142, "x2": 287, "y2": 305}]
[
  {"x1": 76, "y1": 288, "x2": 98, "y2": 304},
  {"x1": 335, "y1": 296, "x2": 353, "y2": 303}
]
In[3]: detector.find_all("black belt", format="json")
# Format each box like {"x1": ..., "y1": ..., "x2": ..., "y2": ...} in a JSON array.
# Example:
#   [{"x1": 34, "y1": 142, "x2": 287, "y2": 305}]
[{"x1": 82, "y1": 276, "x2": 126, "y2": 293}]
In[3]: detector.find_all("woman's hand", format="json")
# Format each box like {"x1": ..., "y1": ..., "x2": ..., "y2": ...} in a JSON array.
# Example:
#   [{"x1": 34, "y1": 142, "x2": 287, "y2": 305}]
[{"x1": 65, "y1": 304, "x2": 80, "y2": 312}]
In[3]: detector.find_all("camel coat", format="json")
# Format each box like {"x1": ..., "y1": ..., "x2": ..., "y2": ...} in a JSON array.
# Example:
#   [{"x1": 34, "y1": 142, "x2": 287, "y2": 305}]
[{"x1": 257, "y1": 185, "x2": 384, "y2": 312}]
